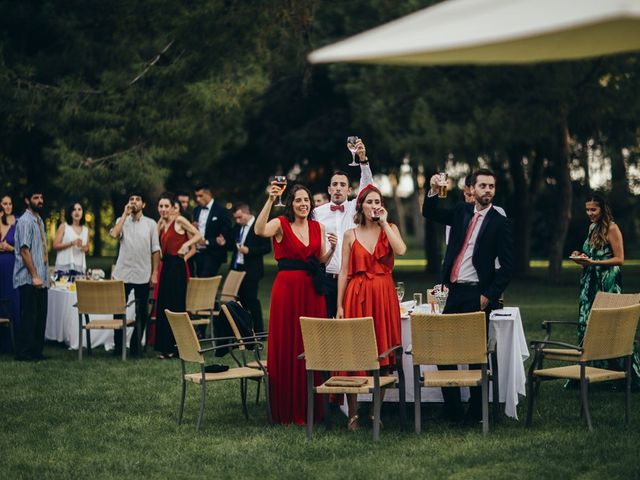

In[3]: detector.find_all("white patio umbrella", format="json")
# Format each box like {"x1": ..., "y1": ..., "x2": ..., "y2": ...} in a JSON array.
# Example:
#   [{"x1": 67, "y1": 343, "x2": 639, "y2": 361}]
[{"x1": 308, "y1": 0, "x2": 640, "y2": 65}]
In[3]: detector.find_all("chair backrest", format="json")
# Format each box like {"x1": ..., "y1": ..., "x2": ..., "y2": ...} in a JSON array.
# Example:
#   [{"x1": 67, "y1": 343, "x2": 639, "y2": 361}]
[
  {"x1": 411, "y1": 312, "x2": 487, "y2": 365},
  {"x1": 220, "y1": 271, "x2": 246, "y2": 303},
  {"x1": 222, "y1": 303, "x2": 245, "y2": 350},
  {"x1": 582, "y1": 304, "x2": 640, "y2": 362},
  {"x1": 300, "y1": 317, "x2": 380, "y2": 372},
  {"x1": 592, "y1": 292, "x2": 640, "y2": 309},
  {"x1": 186, "y1": 276, "x2": 222, "y2": 312},
  {"x1": 76, "y1": 280, "x2": 126, "y2": 315},
  {"x1": 165, "y1": 310, "x2": 205, "y2": 364}
]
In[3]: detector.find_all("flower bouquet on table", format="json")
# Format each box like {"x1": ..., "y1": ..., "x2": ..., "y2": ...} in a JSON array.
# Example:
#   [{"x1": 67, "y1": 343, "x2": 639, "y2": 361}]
[{"x1": 428, "y1": 284, "x2": 449, "y2": 314}]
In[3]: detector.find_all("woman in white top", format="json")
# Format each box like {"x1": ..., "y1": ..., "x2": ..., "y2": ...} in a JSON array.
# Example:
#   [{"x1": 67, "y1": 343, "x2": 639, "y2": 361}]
[{"x1": 53, "y1": 202, "x2": 90, "y2": 275}]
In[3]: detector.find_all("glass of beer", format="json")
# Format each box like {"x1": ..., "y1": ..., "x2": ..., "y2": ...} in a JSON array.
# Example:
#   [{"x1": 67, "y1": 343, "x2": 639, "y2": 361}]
[
  {"x1": 271, "y1": 176, "x2": 287, "y2": 207},
  {"x1": 438, "y1": 172, "x2": 448, "y2": 198}
]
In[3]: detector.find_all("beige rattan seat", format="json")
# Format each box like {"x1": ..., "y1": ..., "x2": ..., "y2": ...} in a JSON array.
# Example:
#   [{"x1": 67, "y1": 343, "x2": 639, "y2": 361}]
[
  {"x1": 410, "y1": 312, "x2": 493, "y2": 435},
  {"x1": 527, "y1": 304, "x2": 640, "y2": 431},
  {"x1": 165, "y1": 310, "x2": 269, "y2": 430},
  {"x1": 75, "y1": 280, "x2": 135, "y2": 361},
  {"x1": 537, "y1": 292, "x2": 640, "y2": 364},
  {"x1": 299, "y1": 316, "x2": 405, "y2": 441},
  {"x1": 186, "y1": 276, "x2": 222, "y2": 332}
]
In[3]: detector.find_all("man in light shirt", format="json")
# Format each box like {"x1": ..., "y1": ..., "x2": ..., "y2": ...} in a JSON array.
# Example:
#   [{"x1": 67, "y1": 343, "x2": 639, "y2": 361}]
[
  {"x1": 110, "y1": 191, "x2": 160, "y2": 357},
  {"x1": 314, "y1": 138, "x2": 373, "y2": 317},
  {"x1": 422, "y1": 168, "x2": 513, "y2": 423}
]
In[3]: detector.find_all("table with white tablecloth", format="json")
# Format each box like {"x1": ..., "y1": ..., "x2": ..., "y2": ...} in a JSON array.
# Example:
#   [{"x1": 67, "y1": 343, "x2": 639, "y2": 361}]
[
  {"x1": 45, "y1": 287, "x2": 138, "y2": 351},
  {"x1": 353, "y1": 306, "x2": 529, "y2": 419}
]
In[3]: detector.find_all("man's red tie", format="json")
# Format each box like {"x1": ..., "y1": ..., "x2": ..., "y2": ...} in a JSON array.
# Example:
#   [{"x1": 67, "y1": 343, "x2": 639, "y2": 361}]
[
  {"x1": 450, "y1": 212, "x2": 481, "y2": 283},
  {"x1": 330, "y1": 204, "x2": 344, "y2": 212}
]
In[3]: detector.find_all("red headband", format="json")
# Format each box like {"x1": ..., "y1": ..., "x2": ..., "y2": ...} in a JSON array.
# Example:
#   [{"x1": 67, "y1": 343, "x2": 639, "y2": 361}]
[{"x1": 356, "y1": 184, "x2": 379, "y2": 204}]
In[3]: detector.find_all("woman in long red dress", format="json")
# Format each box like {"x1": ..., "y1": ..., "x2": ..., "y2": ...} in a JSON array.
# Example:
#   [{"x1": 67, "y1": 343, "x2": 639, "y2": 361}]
[
  {"x1": 336, "y1": 184, "x2": 407, "y2": 431},
  {"x1": 255, "y1": 182, "x2": 337, "y2": 425},
  {"x1": 155, "y1": 193, "x2": 201, "y2": 359}
]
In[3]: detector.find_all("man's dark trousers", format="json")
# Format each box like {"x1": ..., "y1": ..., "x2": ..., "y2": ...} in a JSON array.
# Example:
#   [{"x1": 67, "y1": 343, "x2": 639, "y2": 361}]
[
  {"x1": 113, "y1": 283, "x2": 149, "y2": 356},
  {"x1": 15, "y1": 285, "x2": 48, "y2": 360},
  {"x1": 440, "y1": 283, "x2": 493, "y2": 420}
]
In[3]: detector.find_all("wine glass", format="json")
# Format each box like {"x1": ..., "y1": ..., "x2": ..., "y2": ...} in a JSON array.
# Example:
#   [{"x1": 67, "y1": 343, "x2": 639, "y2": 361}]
[
  {"x1": 346, "y1": 136, "x2": 360, "y2": 167},
  {"x1": 396, "y1": 281, "x2": 405, "y2": 302},
  {"x1": 271, "y1": 176, "x2": 287, "y2": 207}
]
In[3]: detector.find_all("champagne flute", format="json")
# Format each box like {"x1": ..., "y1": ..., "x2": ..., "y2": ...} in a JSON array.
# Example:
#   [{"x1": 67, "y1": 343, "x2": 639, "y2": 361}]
[
  {"x1": 271, "y1": 176, "x2": 287, "y2": 207},
  {"x1": 396, "y1": 281, "x2": 405, "y2": 302},
  {"x1": 347, "y1": 136, "x2": 360, "y2": 167}
]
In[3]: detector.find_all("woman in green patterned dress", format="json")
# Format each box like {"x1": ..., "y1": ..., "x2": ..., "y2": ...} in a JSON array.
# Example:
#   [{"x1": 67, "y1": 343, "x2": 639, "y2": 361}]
[{"x1": 570, "y1": 193, "x2": 639, "y2": 386}]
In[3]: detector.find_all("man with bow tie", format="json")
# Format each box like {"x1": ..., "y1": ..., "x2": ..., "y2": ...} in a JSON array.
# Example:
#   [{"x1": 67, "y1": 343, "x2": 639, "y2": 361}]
[
  {"x1": 192, "y1": 184, "x2": 232, "y2": 277},
  {"x1": 314, "y1": 138, "x2": 373, "y2": 318}
]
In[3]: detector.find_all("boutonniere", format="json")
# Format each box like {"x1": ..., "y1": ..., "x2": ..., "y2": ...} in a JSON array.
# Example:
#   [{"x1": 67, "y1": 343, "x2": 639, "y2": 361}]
[{"x1": 210, "y1": 217, "x2": 218, "y2": 222}]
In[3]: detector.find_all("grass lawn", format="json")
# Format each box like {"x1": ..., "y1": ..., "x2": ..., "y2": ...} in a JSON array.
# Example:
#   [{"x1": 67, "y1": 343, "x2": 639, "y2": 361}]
[{"x1": 1, "y1": 264, "x2": 639, "y2": 479}]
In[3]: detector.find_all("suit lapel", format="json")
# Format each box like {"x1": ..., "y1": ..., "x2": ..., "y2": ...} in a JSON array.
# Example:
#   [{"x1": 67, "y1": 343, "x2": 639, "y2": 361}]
[{"x1": 474, "y1": 207, "x2": 495, "y2": 254}]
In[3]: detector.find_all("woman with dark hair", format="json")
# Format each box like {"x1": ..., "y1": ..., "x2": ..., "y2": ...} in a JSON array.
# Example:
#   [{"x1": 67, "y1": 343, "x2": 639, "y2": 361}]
[
  {"x1": 336, "y1": 184, "x2": 407, "y2": 430},
  {"x1": 53, "y1": 202, "x2": 89, "y2": 276},
  {"x1": 0, "y1": 195, "x2": 19, "y2": 352},
  {"x1": 255, "y1": 182, "x2": 337, "y2": 424},
  {"x1": 154, "y1": 192, "x2": 201, "y2": 359},
  {"x1": 570, "y1": 193, "x2": 639, "y2": 384}
]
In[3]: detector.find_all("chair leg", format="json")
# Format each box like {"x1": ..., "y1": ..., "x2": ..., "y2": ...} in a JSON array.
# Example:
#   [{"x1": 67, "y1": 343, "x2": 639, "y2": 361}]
[
  {"x1": 625, "y1": 356, "x2": 631, "y2": 425},
  {"x1": 322, "y1": 371, "x2": 331, "y2": 429},
  {"x1": 197, "y1": 373, "x2": 206, "y2": 430},
  {"x1": 86, "y1": 319, "x2": 92, "y2": 357},
  {"x1": 397, "y1": 359, "x2": 406, "y2": 431},
  {"x1": 526, "y1": 373, "x2": 536, "y2": 428},
  {"x1": 255, "y1": 379, "x2": 261, "y2": 405},
  {"x1": 178, "y1": 375, "x2": 187, "y2": 425},
  {"x1": 240, "y1": 379, "x2": 249, "y2": 419},
  {"x1": 372, "y1": 372, "x2": 381, "y2": 441},
  {"x1": 78, "y1": 314, "x2": 83, "y2": 361},
  {"x1": 121, "y1": 326, "x2": 126, "y2": 361},
  {"x1": 580, "y1": 365, "x2": 592, "y2": 431},
  {"x1": 306, "y1": 370, "x2": 314, "y2": 440},
  {"x1": 482, "y1": 366, "x2": 489, "y2": 435},
  {"x1": 8, "y1": 317, "x2": 15, "y2": 352},
  {"x1": 414, "y1": 365, "x2": 422, "y2": 434},
  {"x1": 263, "y1": 376, "x2": 272, "y2": 424}
]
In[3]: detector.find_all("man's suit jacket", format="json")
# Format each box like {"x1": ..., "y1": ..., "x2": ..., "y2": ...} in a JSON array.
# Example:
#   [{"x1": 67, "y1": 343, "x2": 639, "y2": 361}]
[
  {"x1": 422, "y1": 194, "x2": 513, "y2": 303},
  {"x1": 229, "y1": 222, "x2": 271, "y2": 280},
  {"x1": 193, "y1": 202, "x2": 232, "y2": 263}
]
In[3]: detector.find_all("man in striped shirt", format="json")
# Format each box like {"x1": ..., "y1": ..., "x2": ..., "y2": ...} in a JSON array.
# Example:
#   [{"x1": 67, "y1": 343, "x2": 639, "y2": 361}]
[{"x1": 13, "y1": 186, "x2": 49, "y2": 361}]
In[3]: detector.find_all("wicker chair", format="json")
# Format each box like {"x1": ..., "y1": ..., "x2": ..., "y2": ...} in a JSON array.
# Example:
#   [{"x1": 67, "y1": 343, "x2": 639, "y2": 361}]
[
  {"x1": 186, "y1": 276, "x2": 223, "y2": 332},
  {"x1": 219, "y1": 271, "x2": 246, "y2": 304},
  {"x1": 165, "y1": 310, "x2": 269, "y2": 430},
  {"x1": 410, "y1": 312, "x2": 495, "y2": 435},
  {"x1": 527, "y1": 303, "x2": 640, "y2": 431},
  {"x1": 299, "y1": 316, "x2": 405, "y2": 441},
  {"x1": 75, "y1": 280, "x2": 136, "y2": 361}
]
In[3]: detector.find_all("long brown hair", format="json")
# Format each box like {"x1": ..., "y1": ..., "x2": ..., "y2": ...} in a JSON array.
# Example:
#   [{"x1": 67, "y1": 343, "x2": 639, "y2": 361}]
[
  {"x1": 283, "y1": 184, "x2": 314, "y2": 222},
  {"x1": 586, "y1": 193, "x2": 613, "y2": 250},
  {"x1": 353, "y1": 185, "x2": 384, "y2": 225}
]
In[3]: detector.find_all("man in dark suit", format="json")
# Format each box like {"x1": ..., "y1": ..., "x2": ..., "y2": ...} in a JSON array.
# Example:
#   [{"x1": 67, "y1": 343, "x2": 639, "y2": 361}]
[
  {"x1": 193, "y1": 184, "x2": 232, "y2": 277},
  {"x1": 221, "y1": 203, "x2": 271, "y2": 333},
  {"x1": 422, "y1": 168, "x2": 513, "y2": 423}
]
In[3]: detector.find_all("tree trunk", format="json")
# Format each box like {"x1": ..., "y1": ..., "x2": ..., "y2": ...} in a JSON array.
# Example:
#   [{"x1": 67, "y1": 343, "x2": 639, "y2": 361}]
[
  {"x1": 548, "y1": 113, "x2": 573, "y2": 281},
  {"x1": 608, "y1": 145, "x2": 636, "y2": 243},
  {"x1": 92, "y1": 196, "x2": 102, "y2": 257},
  {"x1": 508, "y1": 148, "x2": 544, "y2": 277}
]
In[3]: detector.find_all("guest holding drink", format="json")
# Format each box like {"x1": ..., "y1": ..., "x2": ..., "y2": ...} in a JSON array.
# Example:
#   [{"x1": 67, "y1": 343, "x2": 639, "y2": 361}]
[
  {"x1": 255, "y1": 182, "x2": 337, "y2": 424},
  {"x1": 570, "y1": 193, "x2": 639, "y2": 385},
  {"x1": 155, "y1": 192, "x2": 201, "y2": 359},
  {"x1": 336, "y1": 184, "x2": 406, "y2": 430},
  {"x1": 53, "y1": 202, "x2": 89, "y2": 276},
  {"x1": 0, "y1": 195, "x2": 19, "y2": 353}
]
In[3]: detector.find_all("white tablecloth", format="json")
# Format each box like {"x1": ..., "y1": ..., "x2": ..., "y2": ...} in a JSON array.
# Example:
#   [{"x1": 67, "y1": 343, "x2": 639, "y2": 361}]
[
  {"x1": 348, "y1": 306, "x2": 529, "y2": 419},
  {"x1": 45, "y1": 287, "x2": 138, "y2": 351}
]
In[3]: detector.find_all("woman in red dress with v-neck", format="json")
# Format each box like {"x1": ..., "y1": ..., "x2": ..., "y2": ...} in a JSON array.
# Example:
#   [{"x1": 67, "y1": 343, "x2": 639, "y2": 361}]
[
  {"x1": 336, "y1": 184, "x2": 407, "y2": 430},
  {"x1": 255, "y1": 183, "x2": 337, "y2": 425}
]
